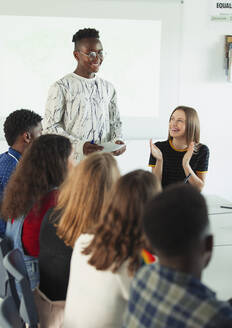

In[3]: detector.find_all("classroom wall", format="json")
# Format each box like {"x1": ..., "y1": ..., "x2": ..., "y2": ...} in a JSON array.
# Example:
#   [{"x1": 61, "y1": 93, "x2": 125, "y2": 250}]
[{"x1": 178, "y1": 0, "x2": 232, "y2": 200}]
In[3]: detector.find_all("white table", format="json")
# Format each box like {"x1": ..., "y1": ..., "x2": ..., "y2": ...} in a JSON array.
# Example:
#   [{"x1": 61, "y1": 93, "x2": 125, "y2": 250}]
[{"x1": 203, "y1": 195, "x2": 232, "y2": 300}]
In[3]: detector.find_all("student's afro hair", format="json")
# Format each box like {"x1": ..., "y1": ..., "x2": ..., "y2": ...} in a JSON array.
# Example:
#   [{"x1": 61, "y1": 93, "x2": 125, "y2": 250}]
[
  {"x1": 72, "y1": 28, "x2": 100, "y2": 43},
  {"x1": 4, "y1": 109, "x2": 42, "y2": 146},
  {"x1": 143, "y1": 183, "x2": 209, "y2": 257}
]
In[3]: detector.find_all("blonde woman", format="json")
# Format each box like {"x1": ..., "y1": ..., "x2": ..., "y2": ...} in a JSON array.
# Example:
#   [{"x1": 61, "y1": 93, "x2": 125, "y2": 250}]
[
  {"x1": 36, "y1": 152, "x2": 120, "y2": 327},
  {"x1": 149, "y1": 106, "x2": 209, "y2": 191},
  {"x1": 64, "y1": 170, "x2": 161, "y2": 328}
]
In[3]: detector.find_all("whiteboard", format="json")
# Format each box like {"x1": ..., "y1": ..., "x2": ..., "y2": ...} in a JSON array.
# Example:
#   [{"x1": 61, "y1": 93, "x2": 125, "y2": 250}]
[
  {"x1": 0, "y1": 16, "x2": 161, "y2": 119},
  {"x1": 0, "y1": 0, "x2": 182, "y2": 139}
]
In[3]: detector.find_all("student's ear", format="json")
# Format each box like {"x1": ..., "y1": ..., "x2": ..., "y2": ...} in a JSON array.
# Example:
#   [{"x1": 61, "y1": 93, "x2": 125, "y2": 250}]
[
  {"x1": 23, "y1": 131, "x2": 31, "y2": 144},
  {"x1": 205, "y1": 234, "x2": 213, "y2": 252},
  {"x1": 73, "y1": 50, "x2": 79, "y2": 61},
  {"x1": 203, "y1": 234, "x2": 213, "y2": 268}
]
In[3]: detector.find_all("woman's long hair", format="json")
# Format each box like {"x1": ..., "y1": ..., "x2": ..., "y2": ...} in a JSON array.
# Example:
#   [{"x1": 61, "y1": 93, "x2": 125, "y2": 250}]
[
  {"x1": 83, "y1": 170, "x2": 161, "y2": 275},
  {"x1": 56, "y1": 152, "x2": 120, "y2": 248},
  {"x1": 1, "y1": 134, "x2": 72, "y2": 220},
  {"x1": 168, "y1": 106, "x2": 200, "y2": 146}
]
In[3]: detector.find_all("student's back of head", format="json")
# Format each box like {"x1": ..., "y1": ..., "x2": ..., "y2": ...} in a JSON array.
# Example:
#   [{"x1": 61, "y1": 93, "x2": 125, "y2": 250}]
[
  {"x1": 84, "y1": 169, "x2": 161, "y2": 275},
  {"x1": 56, "y1": 152, "x2": 120, "y2": 248},
  {"x1": 4, "y1": 109, "x2": 42, "y2": 148},
  {"x1": 143, "y1": 183, "x2": 211, "y2": 268},
  {"x1": 1, "y1": 134, "x2": 72, "y2": 220},
  {"x1": 122, "y1": 184, "x2": 232, "y2": 328}
]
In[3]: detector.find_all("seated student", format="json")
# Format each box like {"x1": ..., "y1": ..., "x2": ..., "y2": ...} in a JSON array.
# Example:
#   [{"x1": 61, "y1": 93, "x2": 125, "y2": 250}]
[
  {"x1": 1, "y1": 134, "x2": 72, "y2": 292},
  {"x1": 63, "y1": 169, "x2": 161, "y2": 328},
  {"x1": 0, "y1": 109, "x2": 42, "y2": 236},
  {"x1": 37, "y1": 152, "x2": 120, "y2": 328},
  {"x1": 123, "y1": 184, "x2": 232, "y2": 328},
  {"x1": 149, "y1": 106, "x2": 209, "y2": 191}
]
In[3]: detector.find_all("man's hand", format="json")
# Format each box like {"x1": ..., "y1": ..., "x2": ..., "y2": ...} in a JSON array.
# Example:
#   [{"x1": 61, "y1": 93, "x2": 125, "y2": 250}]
[
  {"x1": 83, "y1": 142, "x2": 104, "y2": 155},
  {"x1": 112, "y1": 140, "x2": 126, "y2": 156}
]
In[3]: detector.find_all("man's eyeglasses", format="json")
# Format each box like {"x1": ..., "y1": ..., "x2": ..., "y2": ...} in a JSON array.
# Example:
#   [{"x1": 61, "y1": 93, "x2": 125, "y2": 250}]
[{"x1": 77, "y1": 50, "x2": 106, "y2": 60}]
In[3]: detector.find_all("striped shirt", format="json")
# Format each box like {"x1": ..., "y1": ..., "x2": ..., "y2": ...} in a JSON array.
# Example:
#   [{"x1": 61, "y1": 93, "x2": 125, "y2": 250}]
[
  {"x1": 123, "y1": 263, "x2": 232, "y2": 328},
  {"x1": 43, "y1": 73, "x2": 123, "y2": 163},
  {"x1": 149, "y1": 140, "x2": 209, "y2": 188}
]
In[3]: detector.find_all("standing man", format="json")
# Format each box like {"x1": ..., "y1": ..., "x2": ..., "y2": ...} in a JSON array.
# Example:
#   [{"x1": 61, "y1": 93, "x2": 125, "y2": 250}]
[
  {"x1": 43, "y1": 28, "x2": 126, "y2": 163},
  {"x1": 0, "y1": 109, "x2": 42, "y2": 236}
]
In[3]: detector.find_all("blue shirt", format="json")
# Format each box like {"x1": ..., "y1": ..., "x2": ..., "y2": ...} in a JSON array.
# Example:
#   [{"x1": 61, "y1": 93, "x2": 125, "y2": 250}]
[
  {"x1": 0, "y1": 147, "x2": 21, "y2": 235},
  {"x1": 123, "y1": 263, "x2": 232, "y2": 328}
]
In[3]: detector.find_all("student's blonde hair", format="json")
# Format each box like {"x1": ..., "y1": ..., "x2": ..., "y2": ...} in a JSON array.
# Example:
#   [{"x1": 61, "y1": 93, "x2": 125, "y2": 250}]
[
  {"x1": 56, "y1": 152, "x2": 120, "y2": 248},
  {"x1": 168, "y1": 106, "x2": 200, "y2": 146}
]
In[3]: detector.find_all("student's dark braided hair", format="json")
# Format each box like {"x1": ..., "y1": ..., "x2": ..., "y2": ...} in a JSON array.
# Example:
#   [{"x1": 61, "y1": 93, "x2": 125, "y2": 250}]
[{"x1": 72, "y1": 28, "x2": 99, "y2": 44}]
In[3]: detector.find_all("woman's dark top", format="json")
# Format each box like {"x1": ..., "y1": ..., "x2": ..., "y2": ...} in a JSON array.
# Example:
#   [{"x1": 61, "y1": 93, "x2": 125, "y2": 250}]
[
  {"x1": 39, "y1": 208, "x2": 73, "y2": 301},
  {"x1": 148, "y1": 140, "x2": 209, "y2": 188}
]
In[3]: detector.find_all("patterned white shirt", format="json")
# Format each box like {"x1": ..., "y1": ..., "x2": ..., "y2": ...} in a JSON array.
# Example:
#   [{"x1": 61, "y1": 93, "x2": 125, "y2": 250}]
[{"x1": 43, "y1": 73, "x2": 122, "y2": 162}]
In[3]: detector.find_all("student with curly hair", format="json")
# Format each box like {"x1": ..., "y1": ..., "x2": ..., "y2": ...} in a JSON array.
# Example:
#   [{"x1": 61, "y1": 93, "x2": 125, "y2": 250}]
[
  {"x1": 63, "y1": 170, "x2": 161, "y2": 328},
  {"x1": 36, "y1": 152, "x2": 119, "y2": 327},
  {"x1": 1, "y1": 134, "x2": 72, "y2": 292},
  {"x1": 0, "y1": 109, "x2": 42, "y2": 235},
  {"x1": 43, "y1": 28, "x2": 126, "y2": 163}
]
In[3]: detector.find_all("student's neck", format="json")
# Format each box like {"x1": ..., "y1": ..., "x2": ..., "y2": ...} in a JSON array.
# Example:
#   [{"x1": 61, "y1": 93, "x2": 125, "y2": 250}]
[
  {"x1": 74, "y1": 67, "x2": 95, "y2": 79},
  {"x1": 11, "y1": 141, "x2": 28, "y2": 155},
  {"x1": 171, "y1": 137, "x2": 188, "y2": 150},
  {"x1": 159, "y1": 256, "x2": 202, "y2": 280},
  {"x1": 11, "y1": 143, "x2": 23, "y2": 154}
]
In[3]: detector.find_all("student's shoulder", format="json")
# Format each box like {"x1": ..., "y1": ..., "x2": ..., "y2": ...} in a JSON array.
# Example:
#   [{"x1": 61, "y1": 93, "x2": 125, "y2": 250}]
[
  {"x1": 0, "y1": 151, "x2": 16, "y2": 168},
  {"x1": 206, "y1": 298, "x2": 232, "y2": 324},
  {"x1": 50, "y1": 73, "x2": 80, "y2": 90},
  {"x1": 97, "y1": 77, "x2": 116, "y2": 93},
  {"x1": 115, "y1": 261, "x2": 133, "y2": 299},
  {"x1": 40, "y1": 208, "x2": 56, "y2": 239},
  {"x1": 198, "y1": 143, "x2": 210, "y2": 155},
  {"x1": 70, "y1": 234, "x2": 93, "y2": 270},
  {"x1": 97, "y1": 76, "x2": 114, "y2": 87},
  {"x1": 154, "y1": 140, "x2": 169, "y2": 150},
  {"x1": 0, "y1": 151, "x2": 8, "y2": 161},
  {"x1": 41, "y1": 207, "x2": 55, "y2": 225},
  {"x1": 133, "y1": 262, "x2": 157, "y2": 287},
  {"x1": 73, "y1": 234, "x2": 93, "y2": 253}
]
